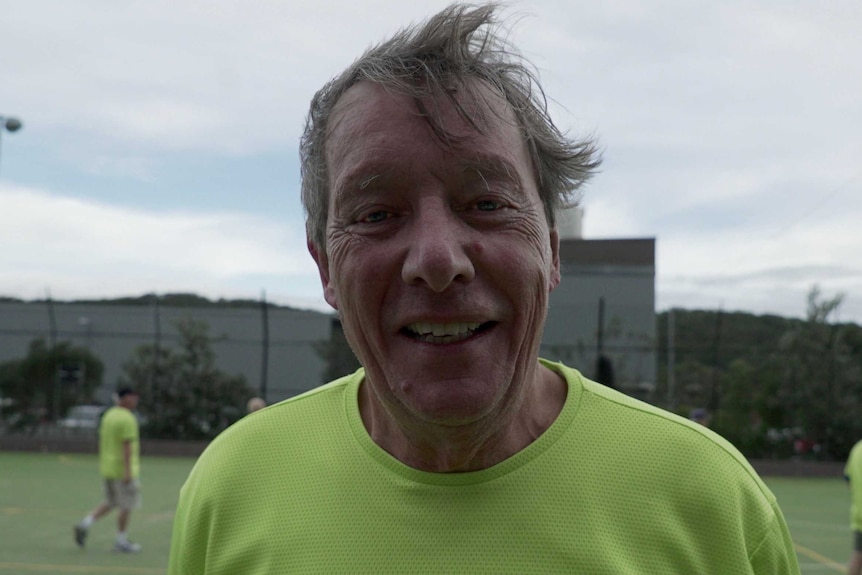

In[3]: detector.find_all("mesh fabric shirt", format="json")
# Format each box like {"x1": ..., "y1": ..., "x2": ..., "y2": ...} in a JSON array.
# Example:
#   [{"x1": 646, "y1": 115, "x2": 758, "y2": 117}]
[
  {"x1": 98, "y1": 406, "x2": 140, "y2": 479},
  {"x1": 846, "y1": 439, "x2": 862, "y2": 530},
  {"x1": 168, "y1": 360, "x2": 799, "y2": 574}
]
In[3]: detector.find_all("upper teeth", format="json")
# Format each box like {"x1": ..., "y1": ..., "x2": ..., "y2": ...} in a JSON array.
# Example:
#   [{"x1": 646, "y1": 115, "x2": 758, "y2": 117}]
[{"x1": 408, "y1": 322, "x2": 481, "y2": 336}]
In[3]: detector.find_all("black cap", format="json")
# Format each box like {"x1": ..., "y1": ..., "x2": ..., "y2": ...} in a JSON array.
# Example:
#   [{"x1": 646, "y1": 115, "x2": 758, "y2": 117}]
[{"x1": 117, "y1": 386, "x2": 138, "y2": 398}]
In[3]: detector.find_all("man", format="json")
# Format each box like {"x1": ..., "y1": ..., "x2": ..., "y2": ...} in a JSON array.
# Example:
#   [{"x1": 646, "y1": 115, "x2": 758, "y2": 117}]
[
  {"x1": 74, "y1": 386, "x2": 142, "y2": 553},
  {"x1": 168, "y1": 4, "x2": 800, "y2": 573},
  {"x1": 847, "y1": 439, "x2": 862, "y2": 575}
]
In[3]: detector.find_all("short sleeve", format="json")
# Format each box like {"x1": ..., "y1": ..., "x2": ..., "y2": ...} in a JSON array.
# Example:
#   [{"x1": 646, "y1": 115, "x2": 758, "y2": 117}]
[{"x1": 748, "y1": 500, "x2": 801, "y2": 574}]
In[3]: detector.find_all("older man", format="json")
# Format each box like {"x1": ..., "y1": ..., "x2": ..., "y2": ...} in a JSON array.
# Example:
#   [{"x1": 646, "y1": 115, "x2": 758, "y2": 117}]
[{"x1": 168, "y1": 4, "x2": 800, "y2": 573}]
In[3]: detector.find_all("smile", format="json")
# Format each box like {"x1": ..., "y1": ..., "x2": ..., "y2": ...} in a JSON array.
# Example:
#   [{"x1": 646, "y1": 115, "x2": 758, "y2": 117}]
[{"x1": 403, "y1": 321, "x2": 492, "y2": 344}]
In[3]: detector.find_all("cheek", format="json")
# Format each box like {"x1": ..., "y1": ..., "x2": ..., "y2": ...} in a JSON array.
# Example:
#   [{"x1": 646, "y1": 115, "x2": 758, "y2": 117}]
[
  {"x1": 485, "y1": 233, "x2": 553, "y2": 286},
  {"x1": 325, "y1": 236, "x2": 362, "y2": 289},
  {"x1": 328, "y1": 240, "x2": 397, "y2": 307}
]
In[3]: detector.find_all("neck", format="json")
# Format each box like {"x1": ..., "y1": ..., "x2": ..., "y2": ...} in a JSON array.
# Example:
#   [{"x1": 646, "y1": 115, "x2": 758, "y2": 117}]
[{"x1": 360, "y1": 364, "x2": 566, "y2": 472}]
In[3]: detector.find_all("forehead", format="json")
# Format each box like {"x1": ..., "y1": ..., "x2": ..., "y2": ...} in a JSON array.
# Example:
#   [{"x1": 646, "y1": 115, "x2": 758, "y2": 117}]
[{"x1": 325, "y1": 80, "x2": 529, "y2": 179}]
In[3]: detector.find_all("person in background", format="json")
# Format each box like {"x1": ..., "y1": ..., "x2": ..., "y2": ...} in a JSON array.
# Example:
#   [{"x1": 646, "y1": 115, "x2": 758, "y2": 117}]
[
  {"x1": 246, "y1": 397, "x2": 266, "y2": 414},
  {"x1": 690, "y1": 407, "x2": 711, "y2": 427},
  {"x1": 73, "y1": 386, "x2": 142, "y2": 553},
  {"x1": 168, "y1": 4, "x2": 800, "y2": 573},
  {"x1": 846, "y1": 439, "x2": 862, "y2": 575}
]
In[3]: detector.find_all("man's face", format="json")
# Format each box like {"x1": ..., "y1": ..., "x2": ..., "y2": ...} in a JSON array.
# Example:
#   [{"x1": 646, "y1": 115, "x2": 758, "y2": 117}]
[{"x1": 311, "y1": 81, "x2": 560, "y2": 429}]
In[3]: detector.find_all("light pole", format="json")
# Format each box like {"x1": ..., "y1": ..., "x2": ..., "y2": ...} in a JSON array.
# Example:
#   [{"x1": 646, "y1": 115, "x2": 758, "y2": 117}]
[{"x1": 0, "y1": 116, "x2": 23, "y2": 176}]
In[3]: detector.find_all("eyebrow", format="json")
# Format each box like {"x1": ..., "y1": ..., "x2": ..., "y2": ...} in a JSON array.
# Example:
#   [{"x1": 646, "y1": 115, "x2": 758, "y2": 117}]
[
  {"x1": 332, "y1": 154, "x2": 525, "y2": 210},
  {"x1": 459, "y1": 155, "x2": 524, "y2": 191},
  {"x1": 359, "y1": 174, "x2": 382, "y2": 190},
  {"x1": 335, "y1": 161, "x2": 388, "y2": 190},
  {"x1": 331, "y1": 164, "x2": 392, "y2": 213}
]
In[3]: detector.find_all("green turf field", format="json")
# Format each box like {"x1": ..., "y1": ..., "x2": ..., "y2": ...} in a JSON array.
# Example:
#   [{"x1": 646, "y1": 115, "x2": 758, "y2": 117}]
[
  {"x1": 0, "y1": 451, "x2": 194, "y2": 574},
  {"x1": 0, "y1": 452, "x2": 852, "y2": 573},
  {"x1": 766, "y1": 476, "x2": 850, "y2": 573}
]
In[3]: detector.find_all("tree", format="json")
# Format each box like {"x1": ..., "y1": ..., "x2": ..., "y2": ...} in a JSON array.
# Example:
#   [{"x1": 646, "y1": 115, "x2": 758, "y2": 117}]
[
  {"x1": 119, "y1": 317, "x2": 254, "y2": 440},
  {"x1": 0, "y1": 338, "x2": 104, "y2": 432},
  {"x1": 776, "y1": 285, "x2": 862, "y2": 459},
  {"x1": 712, "y1": 357, "x2": 787, "y2": 458}
]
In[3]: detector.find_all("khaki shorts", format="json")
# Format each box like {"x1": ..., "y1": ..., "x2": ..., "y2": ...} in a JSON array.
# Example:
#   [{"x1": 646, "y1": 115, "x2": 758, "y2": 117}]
[{"x1": 103, "y1": 479, "x2": 142, "y2": 511}]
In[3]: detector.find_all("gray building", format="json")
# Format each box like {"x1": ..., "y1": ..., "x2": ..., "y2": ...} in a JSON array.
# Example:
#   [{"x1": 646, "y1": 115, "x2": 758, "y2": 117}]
[
  {"x1": 541, "y1": 235, "x2": 657, "y2": 399},
  {"x1": 0, "y1": 300, "x2": 333, "y2": 404}
]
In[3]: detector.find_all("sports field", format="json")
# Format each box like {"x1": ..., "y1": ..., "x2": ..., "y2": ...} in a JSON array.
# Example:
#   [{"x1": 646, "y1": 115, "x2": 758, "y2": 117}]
[{"x1": 0, "y1": 451, "x2": 851, "y2": 573}]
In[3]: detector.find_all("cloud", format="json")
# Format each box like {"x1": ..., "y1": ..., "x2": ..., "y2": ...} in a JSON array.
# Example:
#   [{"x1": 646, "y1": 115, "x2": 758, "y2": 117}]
[
  {"x1": 0, "y1": 183, "x2": 324, "y2": 307},
  {"x1": 1, "y1": 1, "x2": 457, "y2": 155}
]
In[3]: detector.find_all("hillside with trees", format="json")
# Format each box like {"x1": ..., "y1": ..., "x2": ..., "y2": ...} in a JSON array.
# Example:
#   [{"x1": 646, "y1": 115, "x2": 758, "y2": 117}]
[
  {"x1": 654, "y1": 288, "x2": 862, "y2": 461},
  {"x1": 1, "y1": 292, "x2": 306, "y2": 311}
]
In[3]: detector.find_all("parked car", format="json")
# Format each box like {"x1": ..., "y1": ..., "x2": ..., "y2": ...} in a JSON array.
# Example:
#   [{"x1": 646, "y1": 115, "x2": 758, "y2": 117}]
[{"x1": 58, "y1": 405, "x2": 106, "y2": 430}]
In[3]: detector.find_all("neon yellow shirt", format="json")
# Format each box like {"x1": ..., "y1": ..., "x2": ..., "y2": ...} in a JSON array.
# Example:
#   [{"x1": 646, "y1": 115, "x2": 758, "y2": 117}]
[
  {"x1": 169, "y1": 361, "x2": 799, "y2": 574},
  {"x1": 98, "y1": 406, "x2": 140, "y2": 479},
  {"x1": 846, "y1": 439, "x2": 862, "y2": 531}
]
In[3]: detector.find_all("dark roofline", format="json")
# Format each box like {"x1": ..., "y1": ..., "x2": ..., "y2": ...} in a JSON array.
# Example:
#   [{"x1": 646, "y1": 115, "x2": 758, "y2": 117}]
[{"x1": 558, "y1": 238, "x2": 655, "y2": 267}]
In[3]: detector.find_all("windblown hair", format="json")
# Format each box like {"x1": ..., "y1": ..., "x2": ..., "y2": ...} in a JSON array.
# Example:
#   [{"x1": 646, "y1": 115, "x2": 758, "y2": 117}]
[{"x1": 300, "y1": 2, "x2": 601, "y2": 250}]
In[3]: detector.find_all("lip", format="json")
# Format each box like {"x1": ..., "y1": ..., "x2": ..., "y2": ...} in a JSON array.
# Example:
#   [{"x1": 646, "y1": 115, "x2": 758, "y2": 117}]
[{"x1": 400, "y1": 320, "x2": 496, "y2": 344}]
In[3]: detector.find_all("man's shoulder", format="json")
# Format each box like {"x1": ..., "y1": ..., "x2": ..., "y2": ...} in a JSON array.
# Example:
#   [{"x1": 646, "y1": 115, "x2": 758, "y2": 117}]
[
  {"x1": 101, "y1": 406, "x2": 128, "y2": 423},
  {"x1": 545, "y1": 360, "x2": 782, "y2": 544},
  {"x1": 178, "y1": 371, "x2": 363, "y2": 503},
  {"x1": 263, "y1": 370, "x2": 360, "y2": 418},
  {"x1": 195, "y1": 372, "x2": 361, "y2": 463},
  {"x1": 546, "y1": 360, "x2": 765, "y2": 487}
]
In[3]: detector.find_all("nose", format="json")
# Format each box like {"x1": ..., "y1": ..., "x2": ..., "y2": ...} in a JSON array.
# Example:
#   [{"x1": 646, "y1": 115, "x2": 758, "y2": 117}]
[{"x1": 401, "y1": 203, "x2": 476, "y2": 292}]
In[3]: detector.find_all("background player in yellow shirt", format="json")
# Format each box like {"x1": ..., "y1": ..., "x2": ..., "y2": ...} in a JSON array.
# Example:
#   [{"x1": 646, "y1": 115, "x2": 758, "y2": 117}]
[
  {"x1": 73, "y1": 386, "x2": 142, "y2": 553},
  {"x1": 847, "y1": 439, "x2": 862, "y2": 575}
]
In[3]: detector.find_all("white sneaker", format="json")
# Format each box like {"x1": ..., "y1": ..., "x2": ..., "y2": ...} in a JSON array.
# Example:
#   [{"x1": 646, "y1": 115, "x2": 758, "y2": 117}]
[{"x1": 113, "y1": 539, "x2": 142, "y2": 553}]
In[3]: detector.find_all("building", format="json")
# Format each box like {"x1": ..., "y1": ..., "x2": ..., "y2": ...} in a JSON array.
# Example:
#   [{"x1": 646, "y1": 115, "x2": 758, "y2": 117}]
[{"x1": 540, "y1": 208, "x2": 657, "y2": 399}]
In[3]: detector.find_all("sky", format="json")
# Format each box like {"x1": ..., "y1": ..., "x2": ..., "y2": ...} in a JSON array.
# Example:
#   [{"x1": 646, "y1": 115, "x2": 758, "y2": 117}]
[{"x1": 1, "y1": 1, "x2": 860, "y2": 323}]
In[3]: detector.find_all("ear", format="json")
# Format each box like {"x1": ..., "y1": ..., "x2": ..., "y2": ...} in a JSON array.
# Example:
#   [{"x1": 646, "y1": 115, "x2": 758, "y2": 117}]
[
  {"x1": 308, "y1": 239, "x2": 339, "y2": 310},
  {"x1": 548, "y1": 227, "x2": 561, "y2": 292}
]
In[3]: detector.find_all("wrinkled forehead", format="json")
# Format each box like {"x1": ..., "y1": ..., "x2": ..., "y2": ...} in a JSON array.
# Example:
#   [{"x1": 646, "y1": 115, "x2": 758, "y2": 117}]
[
  {"x1": 326, "y1": 79, "x2": 523, "y2": 154},
  {"x1": 323, "y1": 80, "x2": 534, "y2": 206}
]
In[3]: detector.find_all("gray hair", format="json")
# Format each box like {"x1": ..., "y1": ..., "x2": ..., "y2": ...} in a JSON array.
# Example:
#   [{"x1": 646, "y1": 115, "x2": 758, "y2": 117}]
[{"x1": 300, "y1": 2, "x2": 601, "y2": 250}]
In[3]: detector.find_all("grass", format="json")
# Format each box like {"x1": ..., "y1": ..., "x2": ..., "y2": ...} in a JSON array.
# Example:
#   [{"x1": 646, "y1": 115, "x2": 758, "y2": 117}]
[
  {"x1": 0, "y1": 452, "x2": 194, "y2": 574},
  {"x1": 0, "y1": 452, "x2": 852, "y2": 573},
  {"x1": 766, "y1": 476, "x2": 850, "y2": 573}
]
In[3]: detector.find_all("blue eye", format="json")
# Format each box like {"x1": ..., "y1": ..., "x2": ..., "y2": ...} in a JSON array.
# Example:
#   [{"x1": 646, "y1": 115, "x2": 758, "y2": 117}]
[
  {"x1": 363, "y1": 210, "x2": 390, "y2": 223},
  {"x1": 476, "y1": 199, "x2": 501, "y2": 211}
]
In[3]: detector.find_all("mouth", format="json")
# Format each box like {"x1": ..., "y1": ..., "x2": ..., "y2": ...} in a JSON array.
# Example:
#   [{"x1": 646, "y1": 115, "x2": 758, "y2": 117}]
[{"x1": 402, "y1": 321, "x2": 494, "y2": 344}]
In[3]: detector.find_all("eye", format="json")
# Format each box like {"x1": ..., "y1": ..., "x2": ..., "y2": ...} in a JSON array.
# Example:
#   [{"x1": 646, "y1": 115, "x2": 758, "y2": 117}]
[
  {"x1": 475, "y1": 199, "x2": 503, "y2": 211},
  {"x1": 362, "y1": 210, "x2": 391, "y2": 223}
]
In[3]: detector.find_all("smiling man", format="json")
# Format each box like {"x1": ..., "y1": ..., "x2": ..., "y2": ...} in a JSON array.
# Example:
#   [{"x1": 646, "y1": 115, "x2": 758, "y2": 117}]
[
  {"x1": 314, "y1": 79, "x2": 567, "y2": 472},
  {"x1": 168, "y1": 4, "x2": 800, "y2": 573}
]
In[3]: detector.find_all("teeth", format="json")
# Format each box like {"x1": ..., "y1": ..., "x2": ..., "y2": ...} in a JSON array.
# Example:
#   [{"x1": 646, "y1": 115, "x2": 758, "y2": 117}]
[
  {"x1": 409, "y1": 322, "x2": 481, "y2": 336},
  {"x1": 406, "y1": 322, "x2": 482, "y2": 344}
]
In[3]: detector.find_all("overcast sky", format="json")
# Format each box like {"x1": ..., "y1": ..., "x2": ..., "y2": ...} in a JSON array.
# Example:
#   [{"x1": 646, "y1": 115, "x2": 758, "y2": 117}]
[{"x1": 1, "y1": 1, "x2": 860, "y2": 323}]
